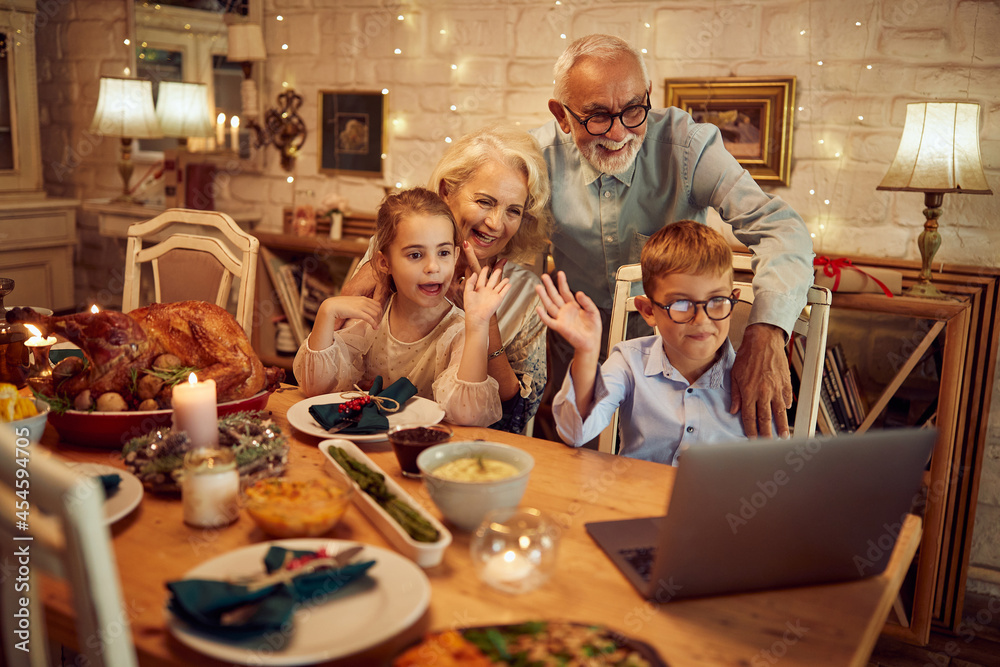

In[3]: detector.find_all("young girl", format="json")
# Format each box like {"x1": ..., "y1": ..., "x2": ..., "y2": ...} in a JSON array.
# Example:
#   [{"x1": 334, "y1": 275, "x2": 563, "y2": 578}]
[{"x1": 293, "y1": 188, "x2": 510, "y2": 426}]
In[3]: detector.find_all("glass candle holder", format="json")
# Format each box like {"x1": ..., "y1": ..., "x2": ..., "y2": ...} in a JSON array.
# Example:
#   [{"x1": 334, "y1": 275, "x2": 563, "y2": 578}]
[
  {"x1": 470, "y1": 507, "x2": 560, "y2": 594},
  {"x1": 182, "y1": 447, "x2": 240, "y2": 528}
]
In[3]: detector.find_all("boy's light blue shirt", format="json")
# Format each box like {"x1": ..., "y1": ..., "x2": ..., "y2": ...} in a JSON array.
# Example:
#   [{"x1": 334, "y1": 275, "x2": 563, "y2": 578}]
[{"x1": 552, "y1": 336, "x2": 753, "y2": 465}]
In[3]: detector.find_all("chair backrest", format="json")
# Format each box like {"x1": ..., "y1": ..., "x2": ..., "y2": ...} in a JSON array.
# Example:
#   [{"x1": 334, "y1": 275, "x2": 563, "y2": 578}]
[
  {"x1": 597, "y1": 261, "x2": 831, "y2": 454},
  {"x1": 122, "y1": 208, "x2": 259, "y2": 335},
  {"x1": 0, "y1": 426, "x2": 138, "y2": 667}
]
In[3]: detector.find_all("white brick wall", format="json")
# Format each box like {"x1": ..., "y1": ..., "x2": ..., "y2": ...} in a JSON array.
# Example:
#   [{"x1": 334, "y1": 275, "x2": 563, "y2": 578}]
[{"x1": 35, "y1": 0, "x2": 1000, "y2": 589}]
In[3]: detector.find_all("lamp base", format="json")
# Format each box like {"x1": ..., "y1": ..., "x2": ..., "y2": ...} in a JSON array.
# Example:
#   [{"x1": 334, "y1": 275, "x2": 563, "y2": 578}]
[{"x1": 903, "y1": 280, "x2": 954, "y2": 300}]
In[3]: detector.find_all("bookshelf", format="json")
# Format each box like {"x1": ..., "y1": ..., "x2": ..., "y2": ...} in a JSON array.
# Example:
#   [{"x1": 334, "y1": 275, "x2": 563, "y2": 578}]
[
  {"x1": 738, "y1": 253, "x2": 1000, "y2": 645},
  {"x1": 251, "y1": 231, "x2": 371, "y2": 371}
]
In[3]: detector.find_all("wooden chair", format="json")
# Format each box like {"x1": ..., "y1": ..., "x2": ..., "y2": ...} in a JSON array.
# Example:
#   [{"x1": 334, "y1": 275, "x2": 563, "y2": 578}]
[
  {"x1": 597, "y1": 259, "x2": 832, "y2": 454},
  {"x1": 122, "y1": 208, "x2": 259, "y2": 335},
  {"x1": 0, "y1": 426, "x2": 138, "y2": 667}
]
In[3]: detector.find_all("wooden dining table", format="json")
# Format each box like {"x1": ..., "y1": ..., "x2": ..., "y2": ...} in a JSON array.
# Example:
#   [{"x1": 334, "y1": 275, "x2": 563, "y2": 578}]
[{"x1": 37, "y1": 385, "x2": 921, "y2": 666}]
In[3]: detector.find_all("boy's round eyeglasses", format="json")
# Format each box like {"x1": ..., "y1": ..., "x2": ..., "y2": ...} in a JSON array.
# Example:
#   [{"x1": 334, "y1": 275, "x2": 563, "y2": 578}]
[
  {"x1": 649, "y1": 293, "x2": 738, "y2": 324},
  {"x1": 561, "y1": 92, "x2": 651, "y2": 136}
]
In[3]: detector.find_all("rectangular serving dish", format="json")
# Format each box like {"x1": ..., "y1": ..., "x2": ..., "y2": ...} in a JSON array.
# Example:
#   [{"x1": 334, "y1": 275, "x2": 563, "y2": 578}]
[{"x1": 320, "y1": 438, "x2": 451, "y2": 568}]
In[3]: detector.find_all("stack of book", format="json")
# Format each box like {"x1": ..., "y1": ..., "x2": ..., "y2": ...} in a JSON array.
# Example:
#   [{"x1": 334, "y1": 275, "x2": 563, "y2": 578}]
[{"x1": 791, "y1": 338, "x2": 869, "y2": 435}]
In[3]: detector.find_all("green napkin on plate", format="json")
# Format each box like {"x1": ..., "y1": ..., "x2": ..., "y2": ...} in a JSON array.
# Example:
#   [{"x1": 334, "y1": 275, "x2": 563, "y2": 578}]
[
  {"x1": 308, "y1": 376, "x2": 418, "y2": 435},
  {"x1": 167, "y1": 546, "x2": 375, "y2": 639},
  {"x1": 97, "y1": 474, "x2": 121, "y2": 497}
]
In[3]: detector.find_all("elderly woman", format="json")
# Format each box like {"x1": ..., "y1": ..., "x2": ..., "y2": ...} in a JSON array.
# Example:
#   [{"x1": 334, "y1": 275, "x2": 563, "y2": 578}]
[{"x1": 344, "y1": 126, "x2": 552, "y2": 434}]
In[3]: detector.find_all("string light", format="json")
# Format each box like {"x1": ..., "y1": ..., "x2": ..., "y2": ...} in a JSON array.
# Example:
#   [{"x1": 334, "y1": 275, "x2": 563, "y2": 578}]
[
  {"x1": 824, "y1": 199, "x2": 831, "y2": 205},
  {"x1": 276, "y1": 15, "x2": 283, "y2": 21},
  {"x1": 644, "y1": 22, "x2": 651, "y2": 28},
  {"x1": 855, "y1": 21, "x2": 862, "y2": 26},
  {"x1": 382, "y1": 88, "x2": 389, "y2": 95},
  {"x1": 450, "y1": 63, "x2": 457, "y2": 70},
  {"x1": 800, "y1": 30, "x2": 806, "y2": 35},
  {"x1": 858, "y1": 115, "x2": 864, "y2": 120},
  {"x1": 123, "y1": 38, "x2": 130, "y2": 45},
  {"x1": 395, "y1": 182, "x2": 403, "y2": 188},
  {"x1": 281, "y1": 43, "x2": 288, "y2": 50},
  {"x1": 641, "y1": 48, "x2": 647, "y2": 54},
  {"x1": 450, "y1": 104, "x2": 457, "y2": 111},
  {"x1": 866, "y1": 64, "x2": 873, "y2": 69},
  {"x1": 560, "y1": 33, "x2": 566, "y2": 39},
  {"x1": 809, "y1": 189, "x2": 816, "y2": 195},
  {"x1": 818, "y1": 139, "x2": 825, "y2": 144},
  {"x1": 445, "y1": 137, "x2": 452, "y2": 143},
  {"x1": 440, "y1": 29, "x2": 446, "y2": 35},
  {"x1": 394, "y1": 48, "x2": 401, "y2": 54},
  {"x1": 397, "y1": 14, "x2": 404, "y2": 20},
  {"x1": 287, "y1": 176, "x2": 294, "y2": 184},
  {"x1": 817, "y1": 60, "x2": 824, "y2": 66}
]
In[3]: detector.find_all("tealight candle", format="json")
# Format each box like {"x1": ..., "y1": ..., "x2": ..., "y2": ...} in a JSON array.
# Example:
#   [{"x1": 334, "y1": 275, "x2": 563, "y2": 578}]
[
  {"x1": 481, "y1": 550, "x2": 534, "y2": 585},
  {"x1": 172, "y1": 373, "x2": 219, "y2": 449},
  {"x1": 471, "y1": 507, "x2": 560, "y2": 594}
]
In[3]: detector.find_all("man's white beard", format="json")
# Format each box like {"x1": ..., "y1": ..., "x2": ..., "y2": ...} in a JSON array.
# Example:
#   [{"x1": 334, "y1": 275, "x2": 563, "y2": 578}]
[{"x1": 581, "y1": 132, "x2": 644, "y2": 175}]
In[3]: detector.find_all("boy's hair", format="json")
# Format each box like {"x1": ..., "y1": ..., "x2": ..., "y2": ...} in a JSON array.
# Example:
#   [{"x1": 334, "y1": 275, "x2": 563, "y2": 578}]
[
  {"x1": 640, "y1": 220, "x2": 733, "y2": 294},
  {"x1": 373, "y1": 188, "x2": 460, "y2": 286}
]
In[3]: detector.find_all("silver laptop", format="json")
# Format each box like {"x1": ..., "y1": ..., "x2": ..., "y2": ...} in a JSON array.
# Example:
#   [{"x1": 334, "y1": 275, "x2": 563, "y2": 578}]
[{"x1": 586, "y1": 428, "x2": 935, "y2": 600}]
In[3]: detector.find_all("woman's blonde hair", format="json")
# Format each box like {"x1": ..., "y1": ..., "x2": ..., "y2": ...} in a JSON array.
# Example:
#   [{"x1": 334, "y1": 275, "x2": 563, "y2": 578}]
[
  {"x1": 429, "y1": 125, "x2": 551, "y2": 263},
  {"x1": 373, "y1": 188, "x2": 460, "y2": 288},
  {"x1": 640, "y1": 221, "x2": 733, "y2": 295}
]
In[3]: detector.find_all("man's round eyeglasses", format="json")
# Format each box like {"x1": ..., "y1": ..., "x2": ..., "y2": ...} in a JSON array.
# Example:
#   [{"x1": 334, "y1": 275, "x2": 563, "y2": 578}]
[
  {"x1": 561, "y1": 92, "x2": 651, "y2": 136},
  {"x1": 649, "y1": 293, "x2": 738, "y2": 324}
]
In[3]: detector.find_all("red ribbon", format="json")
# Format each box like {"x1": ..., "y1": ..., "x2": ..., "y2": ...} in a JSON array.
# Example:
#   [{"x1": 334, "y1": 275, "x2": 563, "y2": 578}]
[{"x1": 814, "y1": 256, "x2": 894, "y2": 297}]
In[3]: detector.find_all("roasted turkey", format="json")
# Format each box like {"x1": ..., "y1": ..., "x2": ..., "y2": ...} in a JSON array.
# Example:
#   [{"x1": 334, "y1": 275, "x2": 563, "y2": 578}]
[{"x1": 8, "y1": 301, "x2": 283, "y2": 404}]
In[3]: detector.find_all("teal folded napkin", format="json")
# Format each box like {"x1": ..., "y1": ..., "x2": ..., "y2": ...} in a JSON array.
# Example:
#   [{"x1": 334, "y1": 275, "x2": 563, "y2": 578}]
[
  {"x1": 97, "y1": 474, "x2": 121, "y2": 497},
  {"x1": 167, "y1": 546, "x2": 375, "y2": 639},
  {"x1": 309, "y1": 376, "x2": 418, "y2": 435}
]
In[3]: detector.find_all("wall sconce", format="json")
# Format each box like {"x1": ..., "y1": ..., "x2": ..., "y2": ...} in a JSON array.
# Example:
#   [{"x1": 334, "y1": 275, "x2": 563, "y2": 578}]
[
  {"x1": 90, "y1": 77, "x2": 163, "y2": 203},
  {"x1": 877, "y1": 102, "x2": 993, "y2": 298},
  {"x1": 248, "y1": 89, "x2": 307, "y2": 172},
  {"x1": 226, "y1": 23, "x2": 266, "y2": 122}
]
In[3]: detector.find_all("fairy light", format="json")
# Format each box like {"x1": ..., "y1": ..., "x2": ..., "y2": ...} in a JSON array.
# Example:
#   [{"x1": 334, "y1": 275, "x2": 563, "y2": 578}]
[
  {"x1": 816, "y1": 60, "x2": 824, "y2": 66},
  {"x1": 381, "y1": 88, "x2": 389, "y2": 95},
  {"x1": 866, "y1": 64, "x2": 872, "y2": 69},
  {"x1": 641, "y1": 48, "x2": 647, "y2": 54},
  {"x1": 123, "y1": 38, "x2": 130, "y2": 45},
  {"x1": 440, "y1": 29, "x2": 446, "y2": 35},
  {"x1": 395, "y1": 182, "x2": 403, "y2": 188},
  {"x1": 287, "y1": 176, "x2": 294, "y2": 184},
  {"x1": 858, "y1": 115, "x2": 864, "y2": 120},
  {"x1": 450, "y1": 63, "x2": 457, "y2": 70},
  {"x1": 809, "y1": 189, "x2": 815, "y2": 195},
  {"x1": 855, "y1": 21, "x2": 862, "y2": 26},
  {"x1": 560, "y1": 33, "x2": 566, "y2": 39},
  {"x1": 798, "y1": 106, "x2": 804, "y2": 111},
  {"x1": 818, "y1": 139, "x2": 824, "y2": 144},
  {"x1": 381, "y1": 153, "x2": 387, "y2": 159},
  {"x1": 450, "y1": 104, "x2": 457, "y2": 111},
  {"x1": 123, "y1": 66, "x2": 131, "y2": 75},
  {"x1": 644, "y1": 22, "x2": 651, "y2": 28},
  {"x1": 834, "y1": 152, "x2": 841, "y2": 157},
  {"x1": 800, "y1": 30, "x2": 806, "y2": 35},
  {"x1": 281, "y1": 43, "x2": 288, "y2": 50},
  {"x1": 445, "y1": 137, "x2": 452, "y2": 143},
  {"x1": 276, "y1": 15, "x2": 283, "y2": 21},
  {"x1": 824, "y1": 199, "x2": 830, "y2": 205},
  {"x1": 397, "y1": 14, "x2": 404, "y2": 20},
  {"x1": 394, "y1": 48, "x2": 401, "y2": 54}
]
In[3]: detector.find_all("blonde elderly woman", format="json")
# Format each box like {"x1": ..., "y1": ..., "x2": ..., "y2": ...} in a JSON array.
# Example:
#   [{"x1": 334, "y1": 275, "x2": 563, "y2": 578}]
[{"x1": 342, "y1": 126, "x2": 552, "y2": 434}]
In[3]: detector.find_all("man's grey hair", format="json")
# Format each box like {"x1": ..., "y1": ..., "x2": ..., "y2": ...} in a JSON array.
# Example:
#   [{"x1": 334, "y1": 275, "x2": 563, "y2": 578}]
[{"x1": 552, "y1": 34, "x2": 650, "y2": 103}]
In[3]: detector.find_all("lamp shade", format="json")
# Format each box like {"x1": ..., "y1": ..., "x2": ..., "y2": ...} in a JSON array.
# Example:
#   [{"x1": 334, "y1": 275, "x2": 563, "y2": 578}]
[
  {"x1": 90, "y1": 77, "x2": 163, "y2": 139},
  {"x1": 877, "y1": 102, "x2": 992, "y2": 194},
  {"x1": 155, "y1": 81, "x2": 214, "y2": 138},
  {"x1": 227, "y1": 23, "x2": 266, "y2": 62}
]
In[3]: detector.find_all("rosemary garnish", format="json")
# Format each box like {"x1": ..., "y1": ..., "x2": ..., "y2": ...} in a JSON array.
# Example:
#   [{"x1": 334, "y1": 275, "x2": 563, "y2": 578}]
[
  {"x1": 144, "y1": 365, "x2": 199, "y2": 387},
  {"x1": 30, "y1": 388, "x2": 75, "y2": 415}
]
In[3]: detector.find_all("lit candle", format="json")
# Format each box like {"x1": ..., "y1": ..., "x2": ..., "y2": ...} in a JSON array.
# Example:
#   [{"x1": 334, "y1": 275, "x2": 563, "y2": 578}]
[
  {"x1": 230, "y1": 115, "x2": 239, "y2": 151},
  {"x1": 171, "y1": 373, "x2": 219, "y2": 448},
  {"x1": 182, "y1": 448, "x2": 239, "y2": 528},
  {"x1": 216, "y1": 112, "x2": 226, "y2": 148},
  {"x1": 23, "y1": 324, "x2": 56, "y2": 348},
  {"x1": 481, "y1": 550, "x2": 534, "y2": 586}
]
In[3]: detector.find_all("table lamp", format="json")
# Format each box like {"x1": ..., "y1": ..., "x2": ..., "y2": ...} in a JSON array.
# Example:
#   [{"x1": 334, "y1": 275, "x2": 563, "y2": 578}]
[
  {"x1": 877, "y1": 102, "x2": 993, "y2": 299},
  {"x1": 90, "y1": 77, "x2": 163, "y2": 204},
  {"x1": 155, "y1": 81, "x2": 214, "y2": 147},
  {"x1": 226, "y1": 23, "x2": 267, "y2": 122}
]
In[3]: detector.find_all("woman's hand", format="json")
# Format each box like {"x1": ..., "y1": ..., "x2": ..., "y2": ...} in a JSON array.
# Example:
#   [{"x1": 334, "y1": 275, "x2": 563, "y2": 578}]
[
  {"x1": 463, "y1": 264, "x2": 510, "y2": 329},
  {"x1": 535, "y1": 271, "x2": 602, "y2": 355}
]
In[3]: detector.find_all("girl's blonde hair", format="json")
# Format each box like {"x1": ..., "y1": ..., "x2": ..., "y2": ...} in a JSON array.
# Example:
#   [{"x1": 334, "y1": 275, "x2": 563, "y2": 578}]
[
  {"x1": 429, "y1": 125, "x2": 551, "y2": 263},
  {"x1": 373, "y1": 188, "x2": 460, "y2": 288}
]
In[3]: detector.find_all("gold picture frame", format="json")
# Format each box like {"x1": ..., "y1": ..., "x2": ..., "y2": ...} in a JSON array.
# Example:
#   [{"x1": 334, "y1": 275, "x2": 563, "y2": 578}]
[
  {"x1": 318, "y1": 90, "x2": 387, "y2": 178},
  {"x1": 665, "y1": 76, "x2": 796, "y2": 186}
]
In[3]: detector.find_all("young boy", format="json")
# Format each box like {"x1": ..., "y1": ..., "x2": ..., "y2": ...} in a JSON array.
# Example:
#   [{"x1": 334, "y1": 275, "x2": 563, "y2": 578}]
[{"x1": 536, "y1": 221, "x2": 756, "y2": 464}]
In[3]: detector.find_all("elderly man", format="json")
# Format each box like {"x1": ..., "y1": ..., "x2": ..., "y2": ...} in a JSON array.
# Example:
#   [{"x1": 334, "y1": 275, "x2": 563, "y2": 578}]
[{"x1": 530, "y1": 34, "x2": 814, "y2": 438}]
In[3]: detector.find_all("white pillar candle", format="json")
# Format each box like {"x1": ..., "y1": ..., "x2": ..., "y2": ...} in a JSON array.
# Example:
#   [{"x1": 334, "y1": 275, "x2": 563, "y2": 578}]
[
  {"x1": 230, "y1": 115, "x2": 239, "y2": 151},
  {"x1": 172, "y1": 373, "x2": 219, "y2": 448},
  {"x1": 216, "y1": 112, "x2": 226, "y2": 148}
]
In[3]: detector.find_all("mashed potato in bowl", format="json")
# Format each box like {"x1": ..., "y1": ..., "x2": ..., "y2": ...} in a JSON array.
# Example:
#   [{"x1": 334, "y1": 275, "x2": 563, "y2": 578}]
[{"x1": 432, "y1": 457, "x2": 520, "y2": 482}]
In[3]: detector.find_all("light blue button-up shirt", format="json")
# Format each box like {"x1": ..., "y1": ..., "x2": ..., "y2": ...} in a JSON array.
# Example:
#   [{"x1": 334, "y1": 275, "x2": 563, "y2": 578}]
[
  {"x1": 530, "y1": 107, "x2": 814, "y2": 336},
  {"x1": 553, "y1": 337, "x2": 758, "y2": 465}
]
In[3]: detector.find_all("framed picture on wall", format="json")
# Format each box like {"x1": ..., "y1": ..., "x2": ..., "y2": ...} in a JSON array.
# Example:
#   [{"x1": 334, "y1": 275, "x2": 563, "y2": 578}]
[
  {"x1": 318, "y1": 90, "x2": 386, "y2": 177},
  {"x1": 664, "y1": 77, "x2": 796, "y2": 186}
]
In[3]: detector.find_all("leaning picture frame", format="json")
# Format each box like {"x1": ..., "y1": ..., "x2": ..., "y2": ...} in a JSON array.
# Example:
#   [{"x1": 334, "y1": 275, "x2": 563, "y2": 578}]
[
  {"x1": 664, "y1": 77, "x2": 796, "y2": 186},
  {"x1": 318, "y1": 90, "x2": 386, "y2": 177}
]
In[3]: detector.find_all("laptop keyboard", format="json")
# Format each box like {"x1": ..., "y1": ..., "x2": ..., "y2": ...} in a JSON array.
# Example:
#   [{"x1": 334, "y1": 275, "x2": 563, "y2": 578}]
[{"x1": 619, "y1": 546, "x2": 657, "y2": 582}]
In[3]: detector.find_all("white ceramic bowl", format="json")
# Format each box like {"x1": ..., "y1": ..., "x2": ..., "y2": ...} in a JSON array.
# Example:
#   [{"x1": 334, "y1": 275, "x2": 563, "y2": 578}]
[
  {"x1": 5, "y1": 398, "x2": 50, "y2": 442},
  {"x1": 417, "y1": 441, "x2": 534, "y2": 531}
]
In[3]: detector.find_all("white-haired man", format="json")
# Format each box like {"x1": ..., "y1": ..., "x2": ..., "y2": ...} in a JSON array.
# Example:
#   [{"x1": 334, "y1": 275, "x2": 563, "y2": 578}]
[{"x1": 530, "y1": 34, "x2": 814, "y2": 439}]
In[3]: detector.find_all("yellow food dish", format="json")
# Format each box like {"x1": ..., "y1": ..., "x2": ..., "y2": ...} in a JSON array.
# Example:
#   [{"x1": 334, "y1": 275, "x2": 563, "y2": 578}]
[
  {"x1": 244, "y1": 477, "x2": 352, "y2": 538},
  {"x1": 0, "y1": 383, "x2": 39, "y2": 423},
  {"x1": 432, "y1": 458, "x2": 520, "y2": 482}
]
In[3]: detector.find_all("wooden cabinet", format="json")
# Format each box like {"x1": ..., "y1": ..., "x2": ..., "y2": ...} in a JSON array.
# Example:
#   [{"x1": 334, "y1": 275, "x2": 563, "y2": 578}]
[
  {"x1": 0, "y1": 199, "x2": 78, "y2": 311},
  {"x1": 251, "y1": 231, "x2": 370, "y2": 372},
  {"x1": 736, "y1": 254, "x2": 998, "y2": 645}
]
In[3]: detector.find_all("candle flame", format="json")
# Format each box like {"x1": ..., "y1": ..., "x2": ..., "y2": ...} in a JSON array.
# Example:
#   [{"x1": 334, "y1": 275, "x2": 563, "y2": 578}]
[
  {"x1": 188, "y1": 373, "x2": 198, "y2": 386},
  {"x1": 90, "y1": 304, "x2": 100, "y2": 314},
  {"x1": 217, "y1": 112, "x2": 226, "y2": 125},
  {"x1": 25, "y1": 324, "x2": 42, "y2": 337},
  {"x1": 231, "y1": 115, "x2": 240, "y2": 129}
]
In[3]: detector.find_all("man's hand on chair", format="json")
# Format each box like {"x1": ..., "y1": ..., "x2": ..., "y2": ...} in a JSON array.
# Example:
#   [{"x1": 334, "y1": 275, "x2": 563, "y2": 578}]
[{"x1": 730, "y1": 323, "x2": 792, "y2": 439}]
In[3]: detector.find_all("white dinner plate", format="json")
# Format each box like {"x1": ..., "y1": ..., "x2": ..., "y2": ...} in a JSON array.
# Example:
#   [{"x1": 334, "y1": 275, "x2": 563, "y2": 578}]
[
  {"x1": 166, "y1": 539, "x2": 431, "y2": 666},
  {"x1": 65, "y1": 463, "x2": 144, "y2": 524},
  {"x1": 286, "y1": 392, "x2": 446, "y2": 442}
]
